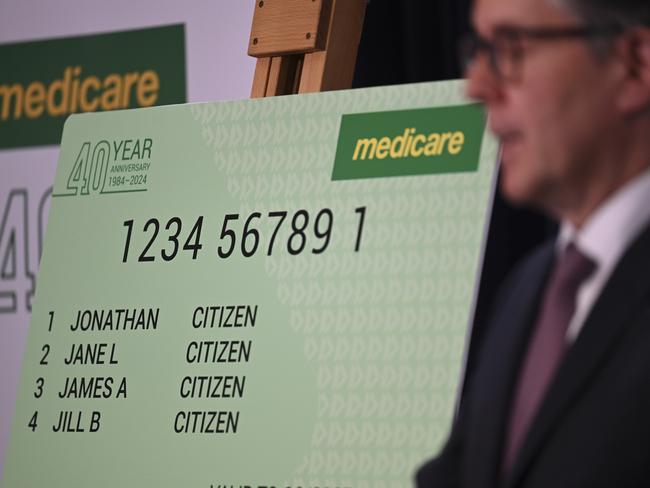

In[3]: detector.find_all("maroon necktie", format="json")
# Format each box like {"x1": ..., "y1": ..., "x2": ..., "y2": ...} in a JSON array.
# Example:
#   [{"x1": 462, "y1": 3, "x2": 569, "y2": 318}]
[{"x1": 502, "y1": 243, "x2": 597, "y2": 473}]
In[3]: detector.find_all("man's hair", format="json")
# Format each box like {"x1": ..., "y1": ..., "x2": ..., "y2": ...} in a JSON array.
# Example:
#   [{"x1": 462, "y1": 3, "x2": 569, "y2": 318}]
[{"x1": 561, "y1": 0, "x2": 650, "y2": 28}]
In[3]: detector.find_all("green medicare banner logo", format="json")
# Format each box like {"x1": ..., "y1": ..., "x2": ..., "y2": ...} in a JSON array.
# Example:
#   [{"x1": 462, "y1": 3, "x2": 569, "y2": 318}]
[
  {"x1": 332, "y1": 104, "x2": 486, "y2": 180},
  {"x1": 0, "y1": 25, "x2": 186, "y2": 149}
]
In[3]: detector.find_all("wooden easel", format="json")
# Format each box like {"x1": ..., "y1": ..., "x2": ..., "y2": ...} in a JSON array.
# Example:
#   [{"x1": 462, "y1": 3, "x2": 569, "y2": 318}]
[{"x1": 248, "y1": 0, "x2": 367, "y2": 97}]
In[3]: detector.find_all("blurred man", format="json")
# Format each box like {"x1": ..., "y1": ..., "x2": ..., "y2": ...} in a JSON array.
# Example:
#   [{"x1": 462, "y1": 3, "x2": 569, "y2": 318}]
[{"x1": 417, "y1": 0, "x2": 650, "y2": 486}]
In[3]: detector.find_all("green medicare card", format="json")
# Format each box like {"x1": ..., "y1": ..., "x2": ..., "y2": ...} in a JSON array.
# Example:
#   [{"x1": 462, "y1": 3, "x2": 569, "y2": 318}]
[{"x1": 3, "y1": 81, "x2": 497, "y2": 488}]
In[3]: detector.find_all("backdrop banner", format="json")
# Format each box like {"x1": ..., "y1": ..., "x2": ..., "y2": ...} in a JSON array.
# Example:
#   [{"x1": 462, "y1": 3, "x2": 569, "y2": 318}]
[{"x1": 3, "y1": 80, "x2": 497, "y2": 487}]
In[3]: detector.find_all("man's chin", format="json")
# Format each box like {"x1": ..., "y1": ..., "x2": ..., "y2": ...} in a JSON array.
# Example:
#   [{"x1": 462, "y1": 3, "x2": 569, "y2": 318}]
[{"x1": 498, "y1": 173, "x2": 537, "y2": 207}]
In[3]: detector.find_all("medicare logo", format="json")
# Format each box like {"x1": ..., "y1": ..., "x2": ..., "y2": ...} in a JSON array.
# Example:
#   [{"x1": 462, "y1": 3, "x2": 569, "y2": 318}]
[
  {"x1": 0, "y1": 24, "x2": 185, "y2": 149},
  {"x1": 332, "y1": 104, "x2": 485, "y2": 180}
]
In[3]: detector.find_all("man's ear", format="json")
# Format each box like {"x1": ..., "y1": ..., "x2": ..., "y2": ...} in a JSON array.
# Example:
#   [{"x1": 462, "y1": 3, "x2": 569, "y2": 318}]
[{"x1": 616, "y1": 28, "x2": 650, "y2": 115}]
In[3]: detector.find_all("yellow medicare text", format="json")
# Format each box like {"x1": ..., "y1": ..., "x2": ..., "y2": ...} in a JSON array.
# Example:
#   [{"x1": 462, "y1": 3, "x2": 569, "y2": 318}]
[
  {"x1": 0, "y1": 66, "x2": 160, "y2": 121},
  {"x1": 352, "y1": 128, "x2": 465, "y2": 161}
]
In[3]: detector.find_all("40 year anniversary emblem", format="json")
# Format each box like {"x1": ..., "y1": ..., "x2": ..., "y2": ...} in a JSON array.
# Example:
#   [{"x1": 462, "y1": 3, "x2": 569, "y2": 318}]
[{"x1": 54, "y1": 138, "x2": 153, "y2": 197}]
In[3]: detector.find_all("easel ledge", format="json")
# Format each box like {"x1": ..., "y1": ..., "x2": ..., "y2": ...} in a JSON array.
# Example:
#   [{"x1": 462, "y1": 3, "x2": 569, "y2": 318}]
[{"x1": 248, "y1": 0, "x2": 367, "y2": 97}]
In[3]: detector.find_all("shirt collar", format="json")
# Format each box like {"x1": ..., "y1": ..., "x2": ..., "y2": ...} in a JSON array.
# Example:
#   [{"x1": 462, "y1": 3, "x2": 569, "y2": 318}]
[{"x1": 557, "y1": 168, "x2": 650, "y2": 270}]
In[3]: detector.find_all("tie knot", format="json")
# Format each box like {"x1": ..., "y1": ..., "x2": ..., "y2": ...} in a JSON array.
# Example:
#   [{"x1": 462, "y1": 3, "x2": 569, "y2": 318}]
[{"x1": 553, "y1": 242, "x2": 597, "y2": 292}]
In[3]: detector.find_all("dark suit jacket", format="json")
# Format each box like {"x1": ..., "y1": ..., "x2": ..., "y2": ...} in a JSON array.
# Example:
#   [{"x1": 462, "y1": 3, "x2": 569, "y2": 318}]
[{"x1": 416, "y1": 221, "x2": 650, "y2": 488}]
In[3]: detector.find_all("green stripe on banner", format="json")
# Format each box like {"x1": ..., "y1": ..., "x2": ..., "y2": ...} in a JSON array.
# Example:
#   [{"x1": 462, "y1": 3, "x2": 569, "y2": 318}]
[{"x1": 0, "y1": 24, "x2": 186, "y2": 149}]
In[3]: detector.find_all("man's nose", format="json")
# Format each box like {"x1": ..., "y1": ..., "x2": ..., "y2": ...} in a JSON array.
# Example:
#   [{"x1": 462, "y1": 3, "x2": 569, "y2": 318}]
[{"x1": 465, "y1": 54, "x2": 502, "y2": 103}]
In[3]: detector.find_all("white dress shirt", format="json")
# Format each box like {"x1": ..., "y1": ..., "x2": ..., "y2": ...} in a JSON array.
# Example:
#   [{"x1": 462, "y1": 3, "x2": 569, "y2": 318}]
[{"x1": 556, "y1": 168, "x2": 650, "y2": 343}]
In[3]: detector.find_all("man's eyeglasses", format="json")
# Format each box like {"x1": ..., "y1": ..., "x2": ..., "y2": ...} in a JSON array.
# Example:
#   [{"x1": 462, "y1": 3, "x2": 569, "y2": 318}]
[{"x1": 460, "y1": 25, "x2": 624, "y2": 81}]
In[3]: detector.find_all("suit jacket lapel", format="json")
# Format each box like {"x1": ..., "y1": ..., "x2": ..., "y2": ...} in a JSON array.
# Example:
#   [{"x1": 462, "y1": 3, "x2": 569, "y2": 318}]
[
  {"x1": 506, "y1": 222, "x2": 650, "y2": 487},
  {"x1": 465, "y1": 243, "x2": 554, "y2": 487}
]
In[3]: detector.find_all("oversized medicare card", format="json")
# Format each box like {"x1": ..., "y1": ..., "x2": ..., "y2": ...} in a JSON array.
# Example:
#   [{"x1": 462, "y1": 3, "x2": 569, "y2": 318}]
[{"x1": 3, "y1": 80, "x2": 497, "y2": 488}]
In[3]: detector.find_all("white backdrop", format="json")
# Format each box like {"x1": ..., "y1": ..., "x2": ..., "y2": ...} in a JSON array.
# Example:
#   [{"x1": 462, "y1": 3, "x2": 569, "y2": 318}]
[{"x1": 0, "y1": 0, "x2": 256, "y2": 474}]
